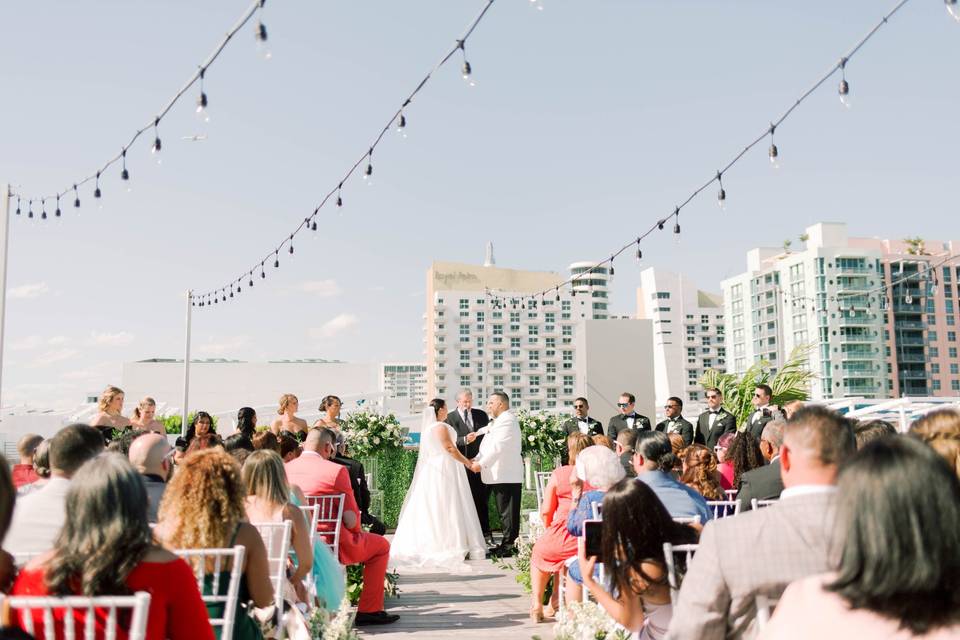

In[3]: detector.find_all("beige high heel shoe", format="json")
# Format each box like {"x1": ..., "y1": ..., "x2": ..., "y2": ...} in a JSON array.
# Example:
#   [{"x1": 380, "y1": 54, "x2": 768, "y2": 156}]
[{"x1": 529, "y1": 606, "x2": 545, "y2": 624}]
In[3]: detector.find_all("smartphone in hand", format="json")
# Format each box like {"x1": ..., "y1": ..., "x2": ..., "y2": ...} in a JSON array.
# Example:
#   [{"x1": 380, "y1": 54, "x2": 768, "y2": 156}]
[{"x1": 583, "y1": 519, "x2": 603, "y2": 559}]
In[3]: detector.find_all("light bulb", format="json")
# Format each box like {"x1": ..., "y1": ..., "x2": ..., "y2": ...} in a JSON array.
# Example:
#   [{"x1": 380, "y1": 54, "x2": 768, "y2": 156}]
[
  {"x1": 673, "y1": 221, "x2": 681, "y2": 244},
  {"x1": 396, "y1": 113, "x2": 407, "y2": 138},
  {"x1": 904, "y1": 293, "x2": 913, "y2": 305},
  {"x1": 718, "y1": 187, "x2": 726, "y2": 211},
  {"x1": 839, "y1": 79, "x2": 851, "y2": 109},
  {"x1": 462, "y1": 61, "x2": 477, "y2": 87},
  {"x1": 769, "y1": 143, "x2": 780, "y2": 169},
  {"x1": 196, "y1": 92, "x2": 210, "y2": 122},
  {"x1": 947, "y1": 0, "x2": 960, "y2": 22},
  {"x1": 255, "y1": 22, "x2": 272, "y2": 60},
  {"x1": 151, "y1": 135, "x2": 162, "y2": 165}
]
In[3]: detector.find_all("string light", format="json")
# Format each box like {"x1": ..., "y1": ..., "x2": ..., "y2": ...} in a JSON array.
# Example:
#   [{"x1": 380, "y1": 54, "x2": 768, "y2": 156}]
[
  {"x1": 15, "y1": 197, "x2": 20, "y2": 216},
  {"x1": 196, "y1": 68, "x2": 210, "y2": 122},
  {"x1": 94, "y1": 173, "x2": 102, "y2": 200},
  {"x1": 673, "y1": 207, "x2": 681, "y2": 244},
  {"x1": 9, "y1": 0, "x2": 269, "y2": 217},
  {"x1": 716, "y1": 171, "x2": 726, "y2": 210},
  {"x1": 55, "y1": 195, "x2": 61, "y2": 218},
  {"x1": 193, "y1": 0, "x2": 496, "y2": 309},
  {"x1": 459, "y1": 40, "x2": 476, "y2": 87},
  {"x1": 255, "y1": 0, "x2": 271, "y2": 60},
  {"x1": 838, "y1": 57, "x2": 851, "y2": 109},
  {"x1": 522, "y1": 0, "x2": 919, "y2": 305},
  {"x1": 40, "y1": 199, "x2": 47, "y2": 220},
  {"x1": 151, "y1": 118, "x2": 162, "y2": 164}
]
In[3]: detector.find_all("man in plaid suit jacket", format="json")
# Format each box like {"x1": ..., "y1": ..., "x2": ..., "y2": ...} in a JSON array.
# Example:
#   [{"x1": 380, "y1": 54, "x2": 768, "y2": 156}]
[{"x1": 668, "y1": 406, "x2": 856, "y2": 640}]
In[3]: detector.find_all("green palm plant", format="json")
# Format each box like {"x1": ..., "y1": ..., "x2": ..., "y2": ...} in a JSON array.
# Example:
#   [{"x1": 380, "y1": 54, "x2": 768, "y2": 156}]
[{"x1": 699, "y1": 344, "x2": 816, "y2": 427}]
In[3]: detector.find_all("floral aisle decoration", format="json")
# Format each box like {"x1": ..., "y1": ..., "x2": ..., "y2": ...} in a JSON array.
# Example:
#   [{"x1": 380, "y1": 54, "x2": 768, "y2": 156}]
[
  {"x1": 493, "y1": 512, "x2": 545, "y2": 594},
  {"x1": 518, "y1": 410, "x2": 567, "y2": 462},
  {"x1": 345, "y1": 565, "x2": 400, "y2": 606},
  {"x1": 342, "y1": 411, "x2": 405, "y2": 459},
  {"x1": 552, "y1": 601, "x2": 631, "y2": 640},
  {"x1": 307, "y1": 597, "x2": 359, "y2": 640}
]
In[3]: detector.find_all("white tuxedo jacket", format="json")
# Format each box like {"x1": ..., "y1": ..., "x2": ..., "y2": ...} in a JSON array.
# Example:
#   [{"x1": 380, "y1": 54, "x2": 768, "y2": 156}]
[{"x1": 475, "y1": 410, "x2": 523, "y2": 485}]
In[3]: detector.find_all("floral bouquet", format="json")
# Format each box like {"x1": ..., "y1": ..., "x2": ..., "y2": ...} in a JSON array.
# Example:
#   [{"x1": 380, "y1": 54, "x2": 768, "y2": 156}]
[
  {"x1": 307, "y1": 597, "x2": 359, "y2": 640},
  {"x1": 341, "y1": 410, "x2": 405, "y2": 459},
  {"x1": 552, "y1": 601, "x2": 631, "y2": 640},
  {"x1": 518, "y1": 410, "x2": 567, "y2": 461}
]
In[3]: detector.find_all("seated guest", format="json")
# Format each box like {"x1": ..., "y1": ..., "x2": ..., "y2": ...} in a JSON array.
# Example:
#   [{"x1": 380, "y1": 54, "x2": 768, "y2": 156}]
[
  {"x1": 186, "y1": 433, "x2": 221, "y2": 454},
  {"x1": 578, "y1": 478, "x2": 699, "y2": 639},
  {"x1": 184, "y1": 411, "x2": 220, "y2": 448},
  {"x1": 313, "y1": 395, "x2": 346, "y2": 432},
  {"x1": 853, "y1": 419, "x2": 897, "y2": 450},
  {"x1": 781, "y1": 400, "x2": 804, "y2": 420},
  {"x1": 18, "y1": 438, "x2": 52, "y2": 497},
  {"x1": 270, "y1": 394, "x2": 309, "y2": 439},
  {"x1": 910, "y1": 409, "x2": 960, "y2": 479},
  {"x1": 680, "y1": 444, "x2": 724, "y2": 501},
  {"x1": 224, "y1": 432, "x2": 255, "y2": 456},
  {"x1": 715, "y1": 432, "x2": 736, "y2": 491},
  {"x1": 12, "y1": 434, "x2": 42, "y2": 488},
  {"x1": 739, "y1": 420, "x2": 785, "y2": 511},
  {"x1": 285, "y1": 428, "x2": 397, "y2": 626},
  {"x1": 130, "y1": 396, "x2": 166, "y2": 434},
  {"x1": 10, "y1": 453, "x2": 213, "y2": 640},
  {"x1": 762, "y1": 436, "x2": 960, "y2": 639},
  {"x1": 633, "y1": 431, "x2": 712, "y2": 524},
  {"x1": 331, "y1": 433, "x2": 385, "y2": 536},
  {"x1": 107, "y1": 428, "x2": 147, "y2": 456},
  {"x1": 727, "y1": 431, "x2": 764, "y2": 490},
  {"x1": 529, "y1": 432, "x2": 594, "y2": 622},
  {"x1": 564, "y1": 444, "x2": 627, "y2": 601},
  {"x1": 241, "y1": 450, "x2": 314, "y2": 605},
  {"x1": 615, "y1": 429, "x2": 638, "y2": 478},
  {"x1": 252, "y1": 430, "x2": 280, "y2": 453},
  {"x1": 278, "y1": 433, "x2": 301, "y2": 462},
  {"x1": 592, "y1": 434, "x2": 614, "y2": 449},
  {"x1": 236, "y1": 407, "x2": 258, "y2": 441},
  {"x1": 667, "y1": 432, "x2": 686, "y2": 475},
  {"x1": 128, "y1": 432, "x2": 173, "y2": 523},
  {"x1": 90, "y1": 384, "x2": 133, "y2": 431},
  {"x1": 155, "y1": 448, "x2": 274, "y2": 639},
  {"x1": 669, "y1": 406, "x2": 856, "y2": 640},
  {"x1": 656, "y1": 397, "x2": 694, "y2": 447},
  {"x1": 5, "y1": 424, "x2": 103, "y2": 554}
]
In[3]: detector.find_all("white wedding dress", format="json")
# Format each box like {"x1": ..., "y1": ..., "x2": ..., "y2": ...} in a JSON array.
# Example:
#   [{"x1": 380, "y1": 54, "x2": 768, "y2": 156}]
[{"x1": 389, "y1": 411, "x2": 487, "y2": 572}]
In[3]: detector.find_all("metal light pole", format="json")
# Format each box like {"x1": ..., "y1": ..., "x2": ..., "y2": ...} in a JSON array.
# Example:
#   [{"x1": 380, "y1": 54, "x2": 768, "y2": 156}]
[
  {"x1": 0, "y1": 185, "x2": 10, "y2": 413},
  {"x1": 181, "y1": 290, "x2": 193, "y2": 437}
]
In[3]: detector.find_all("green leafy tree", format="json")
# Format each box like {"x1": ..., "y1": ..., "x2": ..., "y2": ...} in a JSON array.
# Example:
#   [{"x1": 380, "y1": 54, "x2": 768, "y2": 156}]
[{"x1": 699, "y1": 345, "x2": 815, "y2": 427}]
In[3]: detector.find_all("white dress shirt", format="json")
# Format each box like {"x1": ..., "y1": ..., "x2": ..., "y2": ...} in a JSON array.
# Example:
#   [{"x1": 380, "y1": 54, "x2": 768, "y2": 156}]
[{"x1": 5, "y1": 476, "x2": 71, "y2": 554}]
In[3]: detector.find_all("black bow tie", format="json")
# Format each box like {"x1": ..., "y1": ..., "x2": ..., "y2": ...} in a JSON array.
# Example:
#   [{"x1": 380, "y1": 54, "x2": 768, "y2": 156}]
[{"x1": 710, "y1": 410, "x2": 720, "y2": 414}]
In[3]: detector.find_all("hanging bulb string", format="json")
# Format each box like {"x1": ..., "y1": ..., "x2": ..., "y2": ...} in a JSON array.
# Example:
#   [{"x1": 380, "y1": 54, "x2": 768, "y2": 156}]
[
  {"x1": 523, "y1": 0, "x2": 917, "y2": 305},
  {"x1": 10, "y1": 0, "x2": 268, "y2": 206},
  {"x1": 193, "y1": 0, "x2": 496, "y2": 305}
]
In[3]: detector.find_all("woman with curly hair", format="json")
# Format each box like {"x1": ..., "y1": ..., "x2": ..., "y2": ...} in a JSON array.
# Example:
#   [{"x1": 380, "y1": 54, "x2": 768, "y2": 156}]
[
  {"x1": 184, "y1": 411, "x2": 220, "y2": 449},
  {"x1": 90, "y1": 385, "x2": 132, "y2": 431},
  {"x1": 679, "y1": 444, "x2": 724, "y2": 500},
  {"x1": 910, "y1": 408, "x2": 960, "y2": 480},
  {"x1": 726, "y1": 431, "x2": 764, "y2": 490},
  {"x1": 155, "y1": 448, "x2": 274, "y2": 640},
  {"x1": 10, "y1": 453, "x2": 212, "y2": 640}
]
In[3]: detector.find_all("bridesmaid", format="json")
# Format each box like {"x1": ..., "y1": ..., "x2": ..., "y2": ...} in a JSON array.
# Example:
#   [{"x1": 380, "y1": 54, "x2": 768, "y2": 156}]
[
  {"x1": 313, "y1": 395, "x2": 346, "y2": 433},
  {"x1": 91, "y1": 385, "x2": 132, "y2": 431},
  {"x1": 130, "y1": 397, "x2": 166, "y2": 434},
  {"x1": 270, "y1": 394, "x2": 308, "y2": 439}
]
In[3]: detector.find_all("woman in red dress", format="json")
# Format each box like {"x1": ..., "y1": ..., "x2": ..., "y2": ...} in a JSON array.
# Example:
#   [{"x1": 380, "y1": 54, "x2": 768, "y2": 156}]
[
  {"x1": 529, "y1": 432, "x2": 595, "y2": 622},
  {"x1": 10, "y1": 452, "x2": 213, "y2": 640}
]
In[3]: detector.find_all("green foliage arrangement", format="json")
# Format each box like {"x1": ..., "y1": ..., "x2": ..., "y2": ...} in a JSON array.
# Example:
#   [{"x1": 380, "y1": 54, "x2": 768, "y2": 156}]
[
  {"x1": 699, "y1": 344, "x2": 815, "y2": 427},
  {"x1": 345, "y1": 565, "x2": 400, "y2": 606},
  {"x1": 370, "y1": 447, "x2": 419, "y2": 528},
  {"x1": 342, "y1": 411, "x2": 405, "y2": 459},
  {"x1": 158, "y1": 412, "x2": 219, "y2": 435},
  {"x1": 517, "y1": 410, "x2": 567, "y2": 461}
]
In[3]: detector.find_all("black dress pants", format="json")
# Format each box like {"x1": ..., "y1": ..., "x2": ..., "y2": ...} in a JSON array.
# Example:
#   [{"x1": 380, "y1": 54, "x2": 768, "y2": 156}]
[
  {"x1": 490, "y1": 482, "x2": 522, "y2": 548},
  {"x1": 467, "y1": 468, "x2": 492, "y2": 536}
]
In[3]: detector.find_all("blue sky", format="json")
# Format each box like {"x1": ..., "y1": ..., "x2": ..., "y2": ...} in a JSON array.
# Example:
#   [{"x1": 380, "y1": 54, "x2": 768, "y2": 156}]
[{"x1": 2, "y1": 0, "x2": 957, "y2": 409}]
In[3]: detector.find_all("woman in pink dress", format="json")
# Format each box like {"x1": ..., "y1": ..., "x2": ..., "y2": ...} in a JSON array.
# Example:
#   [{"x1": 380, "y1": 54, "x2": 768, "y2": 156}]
[
  {"x1": 529, "y1": 433, "x2": 595, "y2": 622},
  {"x1": 715, "y1": 432, "x2": 736, "y2": 491}
]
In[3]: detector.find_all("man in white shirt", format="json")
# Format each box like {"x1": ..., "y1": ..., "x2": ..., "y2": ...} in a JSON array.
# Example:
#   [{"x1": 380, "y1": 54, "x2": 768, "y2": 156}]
[
  {"x1": 669, "y1": 406, "x2": 856, "y2": 640},
  {"x1": 5, "y1": 424, "x2": 104, "y2": 555}
]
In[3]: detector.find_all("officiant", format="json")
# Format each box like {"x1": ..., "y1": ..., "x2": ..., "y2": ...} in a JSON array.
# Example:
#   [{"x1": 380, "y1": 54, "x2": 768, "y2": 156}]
[{"x1": 445, "y1": 389, "x2": 493, "y2": 546}]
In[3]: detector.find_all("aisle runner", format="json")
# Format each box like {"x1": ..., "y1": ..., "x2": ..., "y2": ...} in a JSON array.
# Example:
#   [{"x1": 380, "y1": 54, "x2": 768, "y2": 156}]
[{"x1": 357, "y1": 558, "x2": 551, "y2": 639}]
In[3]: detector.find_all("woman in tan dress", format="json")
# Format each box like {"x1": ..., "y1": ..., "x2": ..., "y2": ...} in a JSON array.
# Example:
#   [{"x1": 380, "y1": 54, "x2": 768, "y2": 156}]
[
  {"x1": 269, "y1": 394, "x2": 308, "y2": 438},
  {"x1": 91, "y1": 385, "x2": 132, "y2": 430},
  {"x1": 130, "y1": 397, "x2": 166, "y2": 434}
]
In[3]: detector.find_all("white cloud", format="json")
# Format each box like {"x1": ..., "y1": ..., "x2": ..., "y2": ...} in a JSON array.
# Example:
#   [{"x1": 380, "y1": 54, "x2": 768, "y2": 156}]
[
  {"x1": 309, "y1": 313, "x2": 359, "y2": 340},
  {"x1": 31, "y1": 348, "x2": 80, "y2": 367},
  {"x1": 196, "y1": 335, "x2": 251, "y2": 356},
  {"x1": 86, "y1": 331, "x2": 135, "y2": 347},
  {"x1": 10, "y1": 335, "x2": 43, "y2": 351},
  {"x1": 61, "y1": 368, "x2": 103, "y2": 381},
  {"x1": 7, "y1": 282, "x2": 49, "y2": 299},
  {"x1": 281, "y1": 279, "x2": 342, "y2": 298},
  {"x1": 47, "y1": 336, "x2": 69, "y2": 346}
]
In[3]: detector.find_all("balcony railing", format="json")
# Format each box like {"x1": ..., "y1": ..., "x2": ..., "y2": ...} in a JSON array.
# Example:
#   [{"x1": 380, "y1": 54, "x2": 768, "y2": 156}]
[
  {"x1": 836, "y1": 265, "x2": 873, "y2": 274},
  {"x1": 894, "y1": 320, "x2": 925, "y2": 330},
  {"x1": 838, "y1": 334, "x2": 875, "y2": 343},
  {"x1": 896, "y1": 354, "x2": 927, "y2": 363},
  {"x1": 838, "y1": 316, "x2": 875, "y2": 326}
]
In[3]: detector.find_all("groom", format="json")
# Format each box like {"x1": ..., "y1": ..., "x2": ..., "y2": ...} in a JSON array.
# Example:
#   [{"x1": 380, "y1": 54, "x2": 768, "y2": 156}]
[{"x1": 467, "y1": 391, "x2": 522, "y2": 558}]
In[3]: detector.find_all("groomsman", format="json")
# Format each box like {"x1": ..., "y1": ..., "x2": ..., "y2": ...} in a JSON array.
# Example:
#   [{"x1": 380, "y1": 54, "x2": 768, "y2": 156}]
[
  {"x1": 560, "y1": 397, "x2": 602, "y2": 463},
  {"x1": 655, "y1": 397, "x2": 694, "y2": 446},
  {"x1": 606, "y1": 392, "x2": 652, "y2": 440},
  {"x1": 695, "y1": 388, "x2": 737, "y2": 450},
  {"x1": 445, "y1": 389, "x2": 493, "y2": 545},
  {"x1": 745, "y1": 384, "x2": 784, "y2": 439}
]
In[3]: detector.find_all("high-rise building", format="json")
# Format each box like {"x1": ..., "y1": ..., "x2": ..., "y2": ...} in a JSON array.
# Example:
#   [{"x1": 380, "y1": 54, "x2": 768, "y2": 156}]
[
  {"x1": 380, "y1": 362, "x2": 428, "y2": 412},
  {"x1": 722, "y1": 223, "x2": 887, "y2": 400},
  {"x1": 637, "y1": 268, "x2": 726, "y2": 405},
  {"x1": 722, "y1": 223, "x2": 960, "y2": 400},
  {"x1": 424, "y1": 248, "x2": 620, "y2": 412}
]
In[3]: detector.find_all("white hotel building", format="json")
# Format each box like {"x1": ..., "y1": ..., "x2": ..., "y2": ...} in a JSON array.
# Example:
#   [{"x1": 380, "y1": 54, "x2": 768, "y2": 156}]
[
  {"x1": 721, "y1": 222, "x2": 887, "y2": 400},
  {"x1": 636, "y1": 268, "x2": 726, "y2": 406},
  {"x1": 424, "y1": 246, "x2": 655, "y2": 418}
]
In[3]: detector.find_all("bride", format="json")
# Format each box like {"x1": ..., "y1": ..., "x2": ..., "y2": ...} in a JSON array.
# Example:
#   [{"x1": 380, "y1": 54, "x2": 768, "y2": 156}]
[{"x1": 390, "y1": 398, "x2": 487, "y2": 572}]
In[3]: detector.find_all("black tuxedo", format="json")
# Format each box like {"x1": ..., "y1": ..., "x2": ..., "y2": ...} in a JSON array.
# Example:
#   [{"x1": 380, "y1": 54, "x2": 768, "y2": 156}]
[
  {"x1": 559, "y1": 415, "x2": 603, "y2": 464},
  {"x1": 745, "y1": 406, "x2": 784, "y2": 440},
  {"x1": 655, "y1": 416, "x2": 694, "y2": 447},
  {"x1": 445, "y1": 407, "x2": 492, "y2": 536},
  {"x1": 332, "y1": 454, "x2": 386, "y2": 535},
  {"x1": 738, "y1": 458, "x2": 784, "y2": 511},
  {"x1": 695, "y1": 408, "x2": 737, "y2": 450},
  {"x1": 606, "y1": 412, "x2": 652, "y2": 440}
]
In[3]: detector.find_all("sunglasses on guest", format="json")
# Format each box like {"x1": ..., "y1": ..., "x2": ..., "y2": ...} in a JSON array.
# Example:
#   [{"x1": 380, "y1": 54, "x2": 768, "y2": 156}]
[
  {"x1": 617, "y1": 402, "x2": 630, "y2": 408},
  {"x1": 573, "y1": 404, "x2": 586, "y2": 409}
]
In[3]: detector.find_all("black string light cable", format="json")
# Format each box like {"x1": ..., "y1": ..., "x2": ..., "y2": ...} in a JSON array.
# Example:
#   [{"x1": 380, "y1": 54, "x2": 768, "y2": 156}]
[
  {"x1": 9, "y1": 0, "x2": 270, "y2": 211},
  {"x1": 192, "y1": 0, "x2": 497, "y2": 308},
  {"x1": 489, "y1": 0, "x2": 925, "y2": 309}
]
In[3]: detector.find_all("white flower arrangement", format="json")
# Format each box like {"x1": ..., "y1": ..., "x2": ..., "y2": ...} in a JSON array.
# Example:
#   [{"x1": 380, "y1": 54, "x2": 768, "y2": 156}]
[
  {"x1": 307, "y1": 597, "x2": 359, "y2": 640},
  {"x1": 342, "y1": 410, "x2": 405, "y2": 458},
  {"x1": 518, "y1": 410, "x2": 567, "y2": 460},
  {"x1": 553, "y1": 601, "x2": 631, "y2": 640}
]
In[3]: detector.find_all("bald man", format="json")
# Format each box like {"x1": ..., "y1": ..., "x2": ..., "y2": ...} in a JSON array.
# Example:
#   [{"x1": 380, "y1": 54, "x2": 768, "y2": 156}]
[{"x1": 128, "y1": 433, "x2": 173, "y2": 523}]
